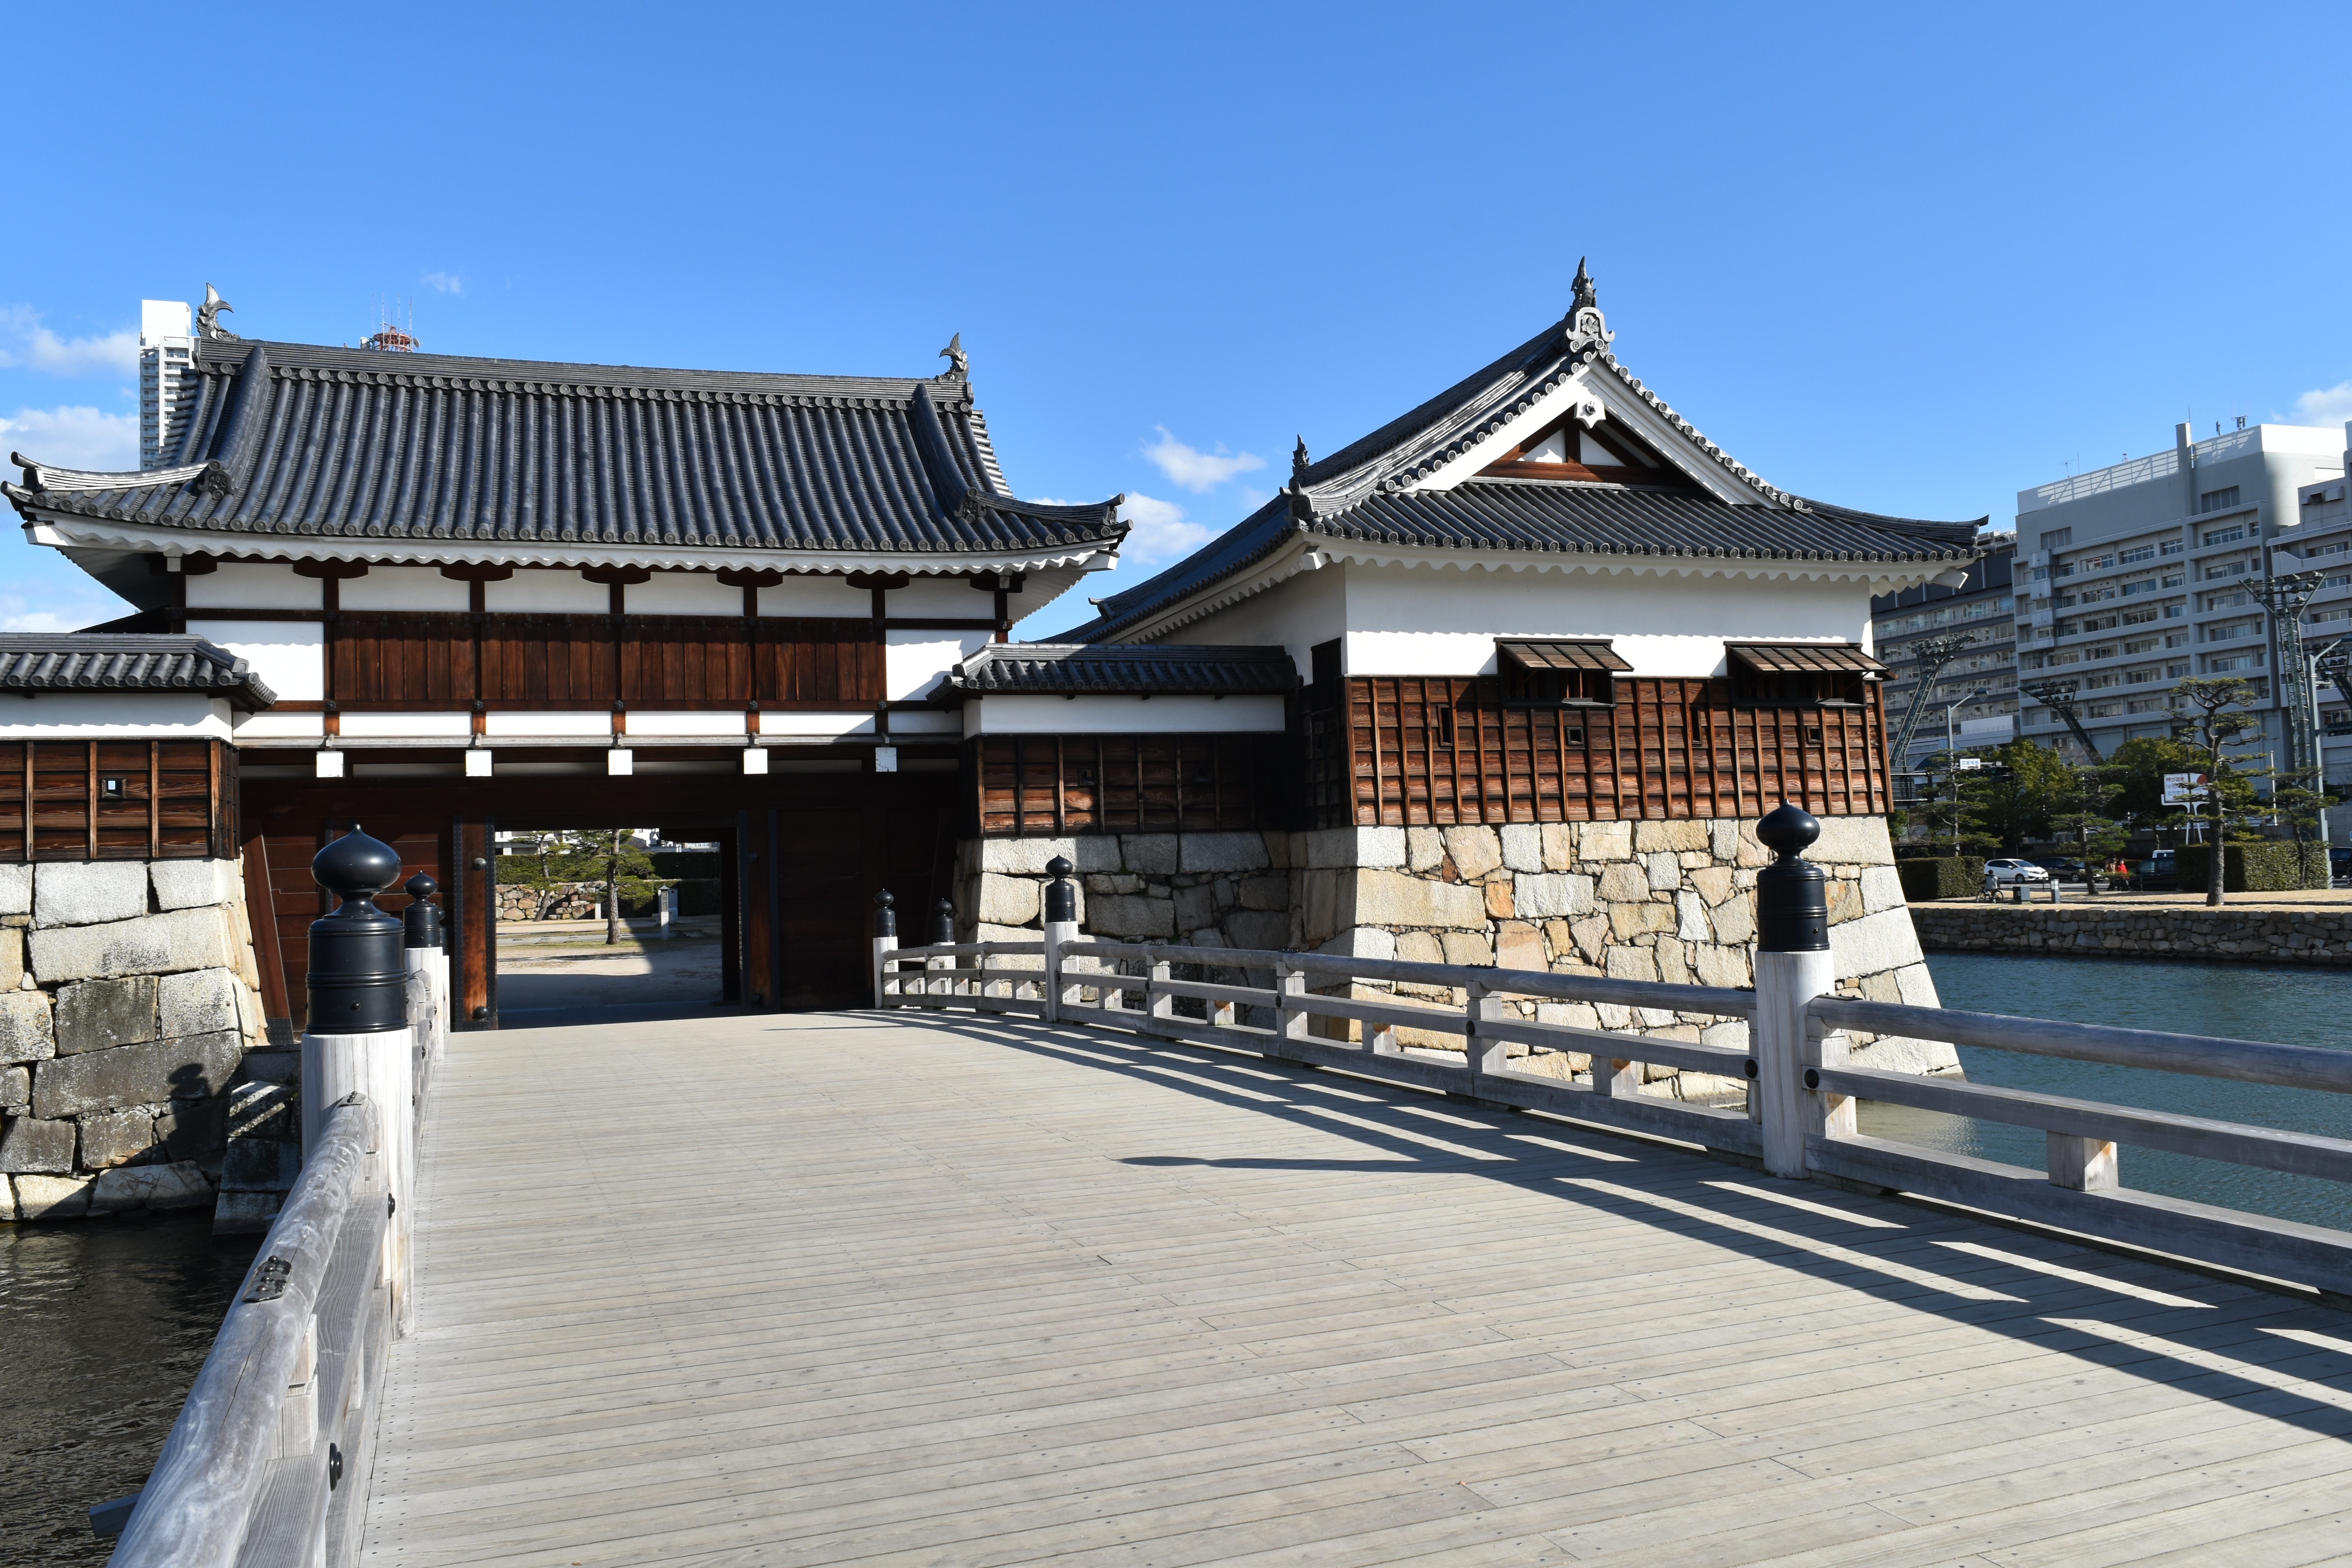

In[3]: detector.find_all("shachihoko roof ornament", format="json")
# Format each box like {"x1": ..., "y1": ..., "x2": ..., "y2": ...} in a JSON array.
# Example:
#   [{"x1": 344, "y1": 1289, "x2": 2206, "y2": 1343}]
[
  {"x1": 939, "y1": 333, "x2": 969, "y2": 378},
  {"x1": 1565, "y1": 257, "x2": 1612, "y2": 357},
  {"x1": 198, "y1": 283, "x2": 238, "y2": 342}
]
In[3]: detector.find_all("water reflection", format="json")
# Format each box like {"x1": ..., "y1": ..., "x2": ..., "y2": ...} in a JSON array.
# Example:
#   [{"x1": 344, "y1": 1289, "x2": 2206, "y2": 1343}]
[
  {"x1": 0, "y1": 1212, "x2": 257, "y2": 1566},
  {"x1": 1863, "y1": 953, "x2": 2352, "y2": 1231}
]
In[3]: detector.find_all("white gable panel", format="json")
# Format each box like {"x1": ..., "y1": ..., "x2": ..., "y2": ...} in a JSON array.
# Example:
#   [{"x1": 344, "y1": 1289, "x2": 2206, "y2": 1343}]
[
  {"x1": 1409, "y1": 367, "x2": 1759, "y2": 503},
  {"x1": 1523, "y1": 428, "x2": 1570, "y2": 463},
  {"x1": 187, "y1": 619, "x2": 324, "y2": 701}
]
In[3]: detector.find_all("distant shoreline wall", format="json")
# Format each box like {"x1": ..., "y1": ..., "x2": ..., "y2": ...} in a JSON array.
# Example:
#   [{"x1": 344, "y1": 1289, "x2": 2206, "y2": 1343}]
[{"x1": 1910, "y1": 903, "x2": 2352, "y2": 965}]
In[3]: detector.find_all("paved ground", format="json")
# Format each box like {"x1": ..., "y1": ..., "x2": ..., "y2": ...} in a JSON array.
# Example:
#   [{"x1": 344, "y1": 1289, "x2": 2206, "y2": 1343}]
[
  {"x1": 494, "y1": 941, "x2": 723, "y2": 1015},
  {"x1": 364, "y1": 1011, "x2": 2352, "y2": 1568}
]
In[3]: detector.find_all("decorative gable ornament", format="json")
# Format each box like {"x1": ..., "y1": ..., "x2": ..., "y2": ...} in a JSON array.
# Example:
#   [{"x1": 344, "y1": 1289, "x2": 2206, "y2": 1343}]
[{"x1": 1565, "y1": 257, "x2": 1613, "y2": 358}]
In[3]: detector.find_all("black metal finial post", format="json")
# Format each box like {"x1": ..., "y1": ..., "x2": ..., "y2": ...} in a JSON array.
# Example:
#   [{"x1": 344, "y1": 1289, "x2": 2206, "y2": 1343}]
[
  {"x1": 308, "y1": 826, "x2": 412, "y2": 1033},
  {"x1": 1044, "y1": 856, "x2": 1076, "y2": 924},
  {"x1": 1754, "y1": 804, "x2": 1827, "y2": 953},
  {"x1": 873, "y1": 888, "x2": 897, "y2": 940},
  {"x1": 933, "y1": 898, "x2": 956, "y2": 945},
  {"x1": 402, "y1": 872, "x2": 443, "y2": 950}
]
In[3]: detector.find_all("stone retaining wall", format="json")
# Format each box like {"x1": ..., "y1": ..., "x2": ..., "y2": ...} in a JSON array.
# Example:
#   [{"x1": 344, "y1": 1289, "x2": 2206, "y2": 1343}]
[
  {"x1": 963, "y1": 815, "x2": 1954, "y2": 1096},
  {"x1": 0, "y1": 860, "x2": 272, "y2": 1225},
  {"x1": 1910, "y1": 902, "x2": 2352, "y2": 964}
]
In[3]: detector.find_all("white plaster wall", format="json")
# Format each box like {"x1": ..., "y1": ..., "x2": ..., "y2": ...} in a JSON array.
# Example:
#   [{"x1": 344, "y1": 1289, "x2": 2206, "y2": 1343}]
[
  {"x1": 887, "y1": 709, "x2": 959, "y2": 736},
  {"x1": 756, "y1": 578, "x2": 873, "y2": 617},
  {"x1": 0, "y1": 692, "x2": 230, "y2": 737},
  {"x1": 484, "y1": 571, "x2": 609, "y2": 613},
  {"x1": 483, "y1": 712, "x2": 614, "y2": 739},
  {"x1": 888, "y1": 631, "x2": 988, "y2": 701},
  {"x1": 762, "y1": 712, "x2": 877, "y2": 739},
  {"x1": 623, "y1": 712, "x2": 750, "y2": 737},
  {"x1": 630, "y1": 571, "x2": 742, "y2": 615},
  {"x1": 965, "y1": 694, "x2": 1287, "y2": 737},
  {"x1": 232, "y1": 712, "x2": 325, "y2": 742},
  {"x1": 188, "y1": 621, "x2": 324, "y2": 701},
  {"x1": 185, "y1": 563, "x2": 320, "y2": 611},
  {"x1": 1336, "y1": 563, "x2": 1874, "y2": 677},
  {"x1": 889, "y1": 577, "x2": 996, "y2": 617},
  {"x1": 340, "y1": 566, "x2": 468, "y2": 612},
  {"x1": 338, "y1": 713, "x2": 472, "y2": 738},
  {"x1": 1162, "y1": 562, "x2": 1344, "y2": 677}
]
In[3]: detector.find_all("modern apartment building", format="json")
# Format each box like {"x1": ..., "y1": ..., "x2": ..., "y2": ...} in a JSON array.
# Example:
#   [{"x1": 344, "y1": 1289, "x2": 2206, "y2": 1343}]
[
  {"x1": 137, "y1": 299, "x2": 196, "y2": 471},
  {"x1": 2013, "y1": 421, "x2": 2349, "y2": 766},
  {"x1": 2292, "y1": 426, "x2": 2352, "y2": 788},
  {"x1": 1871, "y1": 534, "x2": 2018, "y2": 763}
]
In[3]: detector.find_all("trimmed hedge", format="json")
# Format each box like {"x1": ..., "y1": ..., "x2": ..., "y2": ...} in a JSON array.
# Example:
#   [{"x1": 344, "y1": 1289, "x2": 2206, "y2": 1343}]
[
  {"x1": 2172, "y1": 843, "x2": 2328, "y2": 893},
  {"x1": 1897, "y1": 856, "x2": 1986, "y2": 901}
]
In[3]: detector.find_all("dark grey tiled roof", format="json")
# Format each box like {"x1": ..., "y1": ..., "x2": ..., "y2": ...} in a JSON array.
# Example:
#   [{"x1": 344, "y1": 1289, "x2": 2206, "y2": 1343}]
[
  {"x1": 0, "y1": 635, "x2": 276, "y2": 708},
  {"x1": 947, "y1": 643, "x2": 1297, "y2": 697},
  {"x1": 1056, "y1": 485, "x2": 1979, "y2": 641},
  {"x1": 5, "y1": 339, "x2": 1123, "y2": 561}
]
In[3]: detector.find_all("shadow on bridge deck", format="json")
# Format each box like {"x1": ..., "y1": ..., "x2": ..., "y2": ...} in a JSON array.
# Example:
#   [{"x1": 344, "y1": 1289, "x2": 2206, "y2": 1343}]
[{"x1": 366, "y1": 1009, "x2": 2352, "y2": 1568}]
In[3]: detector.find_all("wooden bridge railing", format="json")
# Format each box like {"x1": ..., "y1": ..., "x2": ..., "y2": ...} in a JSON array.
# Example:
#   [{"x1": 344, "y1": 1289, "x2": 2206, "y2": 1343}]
[{"x1": 873, "y1": 817, "x2": 2352, "y2": 1308}]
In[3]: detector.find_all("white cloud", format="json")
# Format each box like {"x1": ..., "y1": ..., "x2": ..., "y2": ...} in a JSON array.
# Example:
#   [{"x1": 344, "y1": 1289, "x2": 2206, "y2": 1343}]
[
  {"x1": 1143, "y1": 426, "x2": 1263, "y2": 492},
  {"x1": 2293, "y1": 381, "x2": 2352, "y2": 428},
  {"x1": 0, "y1": 307, "x2": 137, "y2": 377},
  {"x1": 0, "y1": 406, "x2": 139, "y2": 470},
  {"x1": 1117, "y1": 491, "x2": 1215, "y2": 564},
  {"x1": 421, "y1": 272, "x2": 464, "y2": 295}
]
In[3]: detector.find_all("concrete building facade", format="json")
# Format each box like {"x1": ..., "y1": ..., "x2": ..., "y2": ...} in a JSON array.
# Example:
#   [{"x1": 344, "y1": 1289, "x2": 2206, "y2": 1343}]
[{"x1": 1871, "y1": 534, "x2": 2019, "y2": 766}]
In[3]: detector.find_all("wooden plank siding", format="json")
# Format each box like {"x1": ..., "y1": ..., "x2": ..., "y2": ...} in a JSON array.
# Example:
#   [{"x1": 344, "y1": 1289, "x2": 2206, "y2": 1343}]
[
  {"x1": 973, "y1": 734, "x2": 1283, "y2": 838},
  {"x1": 0, "y1": 740, "x2": 235, "y2": 861},
  {"x1": 326, "y1": 614, "x2": 883, "y2": 711},
  {"x1": 1329, "y1": 676, "x2": 1891, "y2": 827}
]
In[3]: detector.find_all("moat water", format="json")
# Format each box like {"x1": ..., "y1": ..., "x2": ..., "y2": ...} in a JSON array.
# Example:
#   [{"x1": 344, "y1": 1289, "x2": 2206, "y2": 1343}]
[{"x1": 3, "y1": 951, "x2": 2348, "y2": 1556}]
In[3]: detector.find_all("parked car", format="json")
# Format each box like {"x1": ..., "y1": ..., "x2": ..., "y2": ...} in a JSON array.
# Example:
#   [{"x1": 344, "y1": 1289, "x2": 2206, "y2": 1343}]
[
  {"x1": 2135, "y1": 850, "x2": 2178, "y2": 891},
  {"x1": 2030, "y1": 857, "x2": 2087, "y2": 882},
  {"x1": 2332, "y1": 845, "x2": 2352, "y2": 886},
  {"x1": 1982, "y1": 858, "x2": 2052, "y2": 888}
]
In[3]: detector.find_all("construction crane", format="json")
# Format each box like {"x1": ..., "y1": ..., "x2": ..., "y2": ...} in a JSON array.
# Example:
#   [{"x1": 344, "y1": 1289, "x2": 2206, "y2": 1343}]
[
  {"x1": 1884, "y1": 632, "x2": 1979, "y2": 773},
  {"x1": 2020, "y1": 679, "x2": 2104, "y2": 761}
]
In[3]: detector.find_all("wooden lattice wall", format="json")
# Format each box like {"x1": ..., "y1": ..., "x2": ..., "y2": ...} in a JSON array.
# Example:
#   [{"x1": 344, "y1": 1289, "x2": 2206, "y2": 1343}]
[
  {"x1": 0, "y1": 740, "x2": 236, "y2": 861},
  {"x1": 971, "y1": 734, "x2": 1286, "y2": 837}
]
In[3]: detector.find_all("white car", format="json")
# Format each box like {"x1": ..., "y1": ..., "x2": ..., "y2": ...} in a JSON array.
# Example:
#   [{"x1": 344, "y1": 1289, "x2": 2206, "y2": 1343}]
[{"x1": 1982, "y1": 858, "x2": 2051, "y2": 887}]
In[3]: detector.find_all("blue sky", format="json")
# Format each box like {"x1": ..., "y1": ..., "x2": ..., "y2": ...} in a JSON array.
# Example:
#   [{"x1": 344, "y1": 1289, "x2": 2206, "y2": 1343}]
[{"x1": 5, "y1": 3, "x2": 2348, "y2": 637}]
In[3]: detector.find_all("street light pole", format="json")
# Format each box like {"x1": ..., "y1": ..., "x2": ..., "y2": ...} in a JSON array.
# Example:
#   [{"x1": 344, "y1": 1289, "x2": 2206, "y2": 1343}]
[{"x1": 1940, "y1": 689, "x2": 1988, "y2": 855}]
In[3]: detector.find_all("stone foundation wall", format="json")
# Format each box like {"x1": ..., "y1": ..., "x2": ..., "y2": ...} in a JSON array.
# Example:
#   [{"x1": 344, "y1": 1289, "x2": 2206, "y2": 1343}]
[
  {"x1": 1911, "y1": 902, "x2": 2352, "y2": 964},
  {"x1": 961, "y1": 814, "x2": 1954, "y2": 1093},
  {"x1": 0, "y1": 859, "x2": 274, "y2": 1225}
]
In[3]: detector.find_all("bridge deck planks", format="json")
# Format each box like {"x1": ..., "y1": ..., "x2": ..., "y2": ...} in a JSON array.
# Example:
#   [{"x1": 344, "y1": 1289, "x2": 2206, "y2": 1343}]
[{"x1": 363, "y1": 1011, "x2": 2352, "y2": 1568}]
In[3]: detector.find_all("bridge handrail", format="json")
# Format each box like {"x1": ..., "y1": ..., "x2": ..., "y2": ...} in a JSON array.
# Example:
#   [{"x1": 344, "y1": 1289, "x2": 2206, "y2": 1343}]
[{"x1": 111, "y1": 1096, "x2": 379, "y2": 1568}]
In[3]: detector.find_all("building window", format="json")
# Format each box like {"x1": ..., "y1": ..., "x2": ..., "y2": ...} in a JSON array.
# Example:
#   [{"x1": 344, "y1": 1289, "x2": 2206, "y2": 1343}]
[
  {"x1": 2199, "y1": 488, "x2": 2242, "y2": 515},
  {"x1": 2040, "y1": 528, "x2": 2073, "y2": 549},
  {"x1": 1495, "y1": 640, "x2": 1627, "y2": 707}
]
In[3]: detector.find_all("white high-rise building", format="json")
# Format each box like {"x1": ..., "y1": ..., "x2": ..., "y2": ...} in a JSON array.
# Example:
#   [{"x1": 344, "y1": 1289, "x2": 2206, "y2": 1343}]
[
  {"x1": 138, "y1": 299, "x2": 195, "y2": 470},
  {"x1": 2014, "y1": 421, "x2": 2348, "y2": 766}
]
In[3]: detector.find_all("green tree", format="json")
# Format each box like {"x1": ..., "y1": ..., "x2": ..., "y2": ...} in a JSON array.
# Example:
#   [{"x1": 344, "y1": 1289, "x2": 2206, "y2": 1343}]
[
  {"x1": 2049, "y1": 761, "x2": 2129, "y2": 892},
  {"x1": 2171, "y1": 678, "x2": 2264, "y2": 906},
  {"x1": 499, "y1": 830, "x2": 669, "y2": 941},
  {"x1": 2103, "y1": 734, "x2": 2200, "y2": 826},
  {"x1": 1960, "y1": 739, "x2": 2074, "y2": 852}
]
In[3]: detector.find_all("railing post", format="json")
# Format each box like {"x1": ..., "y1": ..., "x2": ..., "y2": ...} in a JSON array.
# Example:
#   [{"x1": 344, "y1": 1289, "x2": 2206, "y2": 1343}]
[
  {"x1": 927, "y1": 898, "x2": 954, "y2": 996},
  {"x1": 1752, "y1": 804, "x2": 1835, "y2": 1180},
  {"x1": 871, "y1": 890, "x2": 898, "y2": 1008},
  {"x1": 1042, "y1": 856, "x2": 1077, "y2": 1025},
  {"x1": 1466, "y1": 982, "x2": 1505, "y2": 1077},
  {"x1": 301, "y1": 826, "x2": 417, "y2": 1334},
  {"x1": 1275, "y1": 959, "x2": 1307, "y2": 1049},
  {"x1": 1147, "y1": 949, "x2": 1174, "y2": 1036},
  {"x1": 403, "y1": 873, "x2": 446, "y2": 1069}
]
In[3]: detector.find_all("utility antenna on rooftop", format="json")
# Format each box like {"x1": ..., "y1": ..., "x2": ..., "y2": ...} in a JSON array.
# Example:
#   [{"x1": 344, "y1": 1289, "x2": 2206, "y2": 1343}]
[{"x1": 364, "y1": 294, "x2": 419, "y2": 353}]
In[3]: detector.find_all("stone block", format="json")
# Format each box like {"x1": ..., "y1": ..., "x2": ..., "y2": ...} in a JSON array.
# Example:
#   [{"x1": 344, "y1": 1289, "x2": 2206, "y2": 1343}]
[
  {"x1": 1540, "y1": 823, "x2": 1577, "y2": 871},
  {"x1": 1596, "y1": 863, "x2": 1650, "y2": 904},
  {"x1": 979, "y1": 837, "x2": 1110, "y2": 875},
  {"x1": 1710, "y1": 893, "x2": 1757, "y2": 946},
  {"x1": 1579, "y1": 822, "x2": 1633, "y2": 861},
  {"x1": 1634, "y1": 820, "x2": 1710, "y2": 853},
  {"x1": 1178, "y1": 832, "x2": 1272, "y2": 874},
  {"x1": 1514, "y1": 873, "x2": 1593, "y2": 918},
  {"x1": 1, "y1": 1114, "x2": 76, "y2": 1173},
  {"x1": 154, "y1": 1096, "x2": 227, "y2": 1162},
  {"x1": 1495, "y1": 922, "x2": 1546, "y2": 973},
  {"x1": 1690, "y1": 866, "x2": 1737, "y2": 906},
  {"x1": 1320, "y1": 926, "x2": 1396, "y2": 960},
  {"x1": 1652, "y1": 937, "x2": 1690, "y2": 985},
  {"x1": 28, "y1": 907, "x2": 240, "y2": 984},
  {"x1": 1735, "y1": 824, "x2": 1775, "y2": 868},
  {"x1": 0, "y1": 991, "x2": 54, "y2": 1065},
  {"x1": 0, "y1": 863, "x2": 28, "y2": 916},
  {"x1": 1406, "y1": 828, "x2": 1445, "y2": 873},
  {"x1": 1087, "y1": 894, "x2": 1175, "y2": 940},
  {"x1": 1224, "y1": 910, "x2": 1290, "y2": 953},
  {"x1": 1295, "y1": 869, "x2": 1345, "y2": 949},
  {"x1": 1294, "y1": 829, "x2": 1359, "y2": 869},
  {"x1": 1850, "y1": 1034, "x2": 1962, "y2": 1074},
  {"x1": 212, "y1": 1189, "x2": 283, "y2": 1235},
  {"x1": 1358, "y1": 827, "x2": 1408, "y2": 869},
  {"x1": 13, "y1": 1173, "x2": 91, "y2": 1219},
  {"x1": 1829, "y1": 907, "x2": 1926, "y2": 979},
  {"x1": 1609, "y1": 901, "x2": 1675, "y2": 940},
  {"x1": 1826, "y1": 879, "x2": 1860, "y2": 927},
  {"x1": 1710, "y1": 820, "x2": 1740, "y2": 862},
  {"x1": 31, "y1": 1030, "x2": 241, "y2": 1119},
  {"x1": 1535, "y1": 999, "x2": 1601, "y2": 1030},
  {"x1": 1396, "y1": 930, "x2": 1444, "y2": 965},
  {"x1": 977, "y1": 875, "x2": 1041, "y2": 928},
  {"x1": 1675, "y1": 892, "x2": 1711, "y2": 942},
  {"x1": 1604, "y1": 945, "x2": 1659, "y2": 982},
  {"x1": 56, "y1": 976, "x2": 159, "y2": 1056},
  {"x1": 1860, "y1": 865, "x2": 1906, "y2": 914},
  {"x1": 150, "y1": 859, "x2": 240, "y2": 912},
  {"x1": 1497, "y1": 824, "x2": 1542, "y2": 873},
  {"x1": 1440, "y1": 931, "x2": 1493, "y2": 967},
  {"x1": 1441, "y1": 828, "x2": 1502, "y2": 880},
  {"x1": 222, "y1": 1137, "x2": 300, "y2": 1192},
  {"x1": 1808, "y1": 815, "x2": 1894, "y2": 865},
  {"x1": 1645, "y1": 852, "x2": 1681, "y2": 891},
  {"x1": 77, "y1": 1107, "x2": 155, "y2": 1170},
  {"x1": 233, "y1": 1050, "x2": 297, "y2": 1086},
  {"x1": 1353, "y1": 870, "x2": 1492, "y2": 931},
  {"x1": 1238, "y1": 875, "x2": 1289, "y2": 911},
  {"x1": 1893, "y1": 962, "x2": 1942, "y2": 1007},
  {"x1": 1693, "y1": 943, "x2": 1750, "y2": 989},
  {"x1": 1174, "y1": 884, "x2": 1217, "y2": 934},
  {"x1": 0, "y1": 927, "x2": 20, "y2": 992},
  {"x1": 1119, "y1": 834, "x2": 1181, "y2": 874},
  {"x1": 33, "y1": 862, "x2": 150, "y2": 929},
  {"x1": 0, "y1": 1064, "x2": 25, "y2": 1111},
  {"x1": 1701, "y1": 1018, "x2": 1750, "y2": 1050},
  {"x1": 90, "y1": 1160, "x2": 211, "y2": 1214},
  {"x1": 1483, "y1": 881, "x2": 1514, "y2": 919},
  {"x1": 1569, "y1": 915, "x2": 1609, "y2": 964}
]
